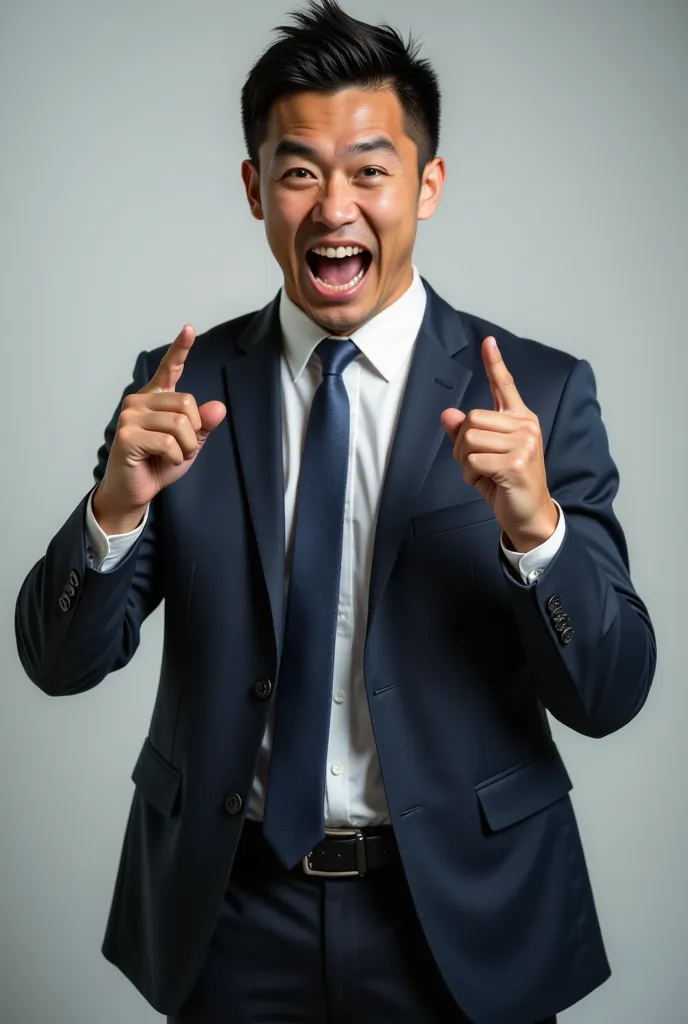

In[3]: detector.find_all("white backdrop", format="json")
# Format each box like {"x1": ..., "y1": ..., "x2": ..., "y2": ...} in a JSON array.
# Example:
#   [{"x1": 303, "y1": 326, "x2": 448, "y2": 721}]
[{"x1": 1, "y1": 1, "x2": 686, "y2": 1021}]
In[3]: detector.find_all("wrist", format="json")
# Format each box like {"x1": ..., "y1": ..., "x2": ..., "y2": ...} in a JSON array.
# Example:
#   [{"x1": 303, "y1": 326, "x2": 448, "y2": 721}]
[
  {"x1": 503, "y1": 498, "x2": 559, "y2": 553},
  {"x1": 92, "y1": 483, "x2": 147, "y2": 536}
]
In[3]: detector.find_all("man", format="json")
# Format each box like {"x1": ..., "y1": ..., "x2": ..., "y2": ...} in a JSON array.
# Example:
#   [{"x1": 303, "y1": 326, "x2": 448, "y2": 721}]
[{"x1": 15, "y1": 1, "x2": 656, "y2": 1022}]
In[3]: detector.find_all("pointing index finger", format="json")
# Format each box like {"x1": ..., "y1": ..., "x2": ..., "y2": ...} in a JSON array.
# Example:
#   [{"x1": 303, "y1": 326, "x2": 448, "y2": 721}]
[
  {"x1": 482, "y1": 336, "x2": 526, "y2": 413},
  {"x1": 143, "y1": 325, "x2": 196, "y2": 394}
]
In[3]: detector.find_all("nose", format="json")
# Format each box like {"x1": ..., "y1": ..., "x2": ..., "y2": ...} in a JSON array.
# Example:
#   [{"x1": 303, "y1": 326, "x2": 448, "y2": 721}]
[{"x1": 311, "y1": 173, "x2": 358, "y2": 230}]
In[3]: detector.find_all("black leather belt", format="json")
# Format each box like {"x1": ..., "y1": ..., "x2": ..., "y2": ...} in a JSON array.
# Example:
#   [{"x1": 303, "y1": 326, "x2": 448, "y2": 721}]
[
  {"x1": 302, "y1": 826, "x2": 400, "y2": 877},
  {"x1": 235, "y1": 820, "x2": 400, "y2": 878}
]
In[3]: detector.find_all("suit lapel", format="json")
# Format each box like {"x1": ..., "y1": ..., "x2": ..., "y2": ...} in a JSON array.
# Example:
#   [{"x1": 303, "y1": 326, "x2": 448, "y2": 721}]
[
  {"x1": 220, "y1": 282, "x2": 475, "y2": 652},
  {"x1": 222, "y1": 296, "x2": 286, "y2": 658},
  {"x1": 367, "y1": 282, "x2": 474, "y2": 629}
]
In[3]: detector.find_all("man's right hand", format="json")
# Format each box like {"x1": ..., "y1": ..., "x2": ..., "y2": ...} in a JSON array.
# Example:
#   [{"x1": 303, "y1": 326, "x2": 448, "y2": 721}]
[{"x1": 92, "y1": 325, "x2": 227, "y2": 535}]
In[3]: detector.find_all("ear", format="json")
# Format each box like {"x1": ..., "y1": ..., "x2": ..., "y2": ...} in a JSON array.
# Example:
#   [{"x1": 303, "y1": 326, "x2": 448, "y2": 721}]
[
  {"x1": 417, "y1": 157, "x2": 446, "y2": 222},
  {"x1": 241, "y1": 160, "x2": 264, "y2": 221}
]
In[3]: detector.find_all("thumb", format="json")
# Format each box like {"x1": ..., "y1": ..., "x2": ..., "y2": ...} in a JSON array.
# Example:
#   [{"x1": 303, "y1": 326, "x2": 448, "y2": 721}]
[
  {"x1": 197, "y1": 400, "x2": 227, "y2": 442},
  {"x1": 441, "y1": 408, "x2": 466, "y2": 442}
]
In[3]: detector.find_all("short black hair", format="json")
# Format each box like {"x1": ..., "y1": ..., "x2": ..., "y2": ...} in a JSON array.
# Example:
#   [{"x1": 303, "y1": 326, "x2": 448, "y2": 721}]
[{"x1": 241, "y1": 0, "x2": 441, "y2": 176}]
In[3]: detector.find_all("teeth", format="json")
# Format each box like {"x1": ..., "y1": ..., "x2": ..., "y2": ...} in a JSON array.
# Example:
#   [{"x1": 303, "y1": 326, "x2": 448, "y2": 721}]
[
  {"x1": 314, "y1": 266, "x2": 367, "y2": 291},
  {"x1": 311, "y1": 245, "x2": 366, "y2": 258}
]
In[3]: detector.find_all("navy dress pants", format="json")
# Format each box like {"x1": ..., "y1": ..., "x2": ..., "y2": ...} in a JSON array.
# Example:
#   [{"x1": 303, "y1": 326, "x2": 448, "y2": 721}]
[{"x1": 169, "y1": 822, "x2": 557, "y2": 1024}]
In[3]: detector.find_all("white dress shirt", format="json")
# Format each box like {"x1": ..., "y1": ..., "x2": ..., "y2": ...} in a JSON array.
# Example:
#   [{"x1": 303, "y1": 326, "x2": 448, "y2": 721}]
[{"x1": 85, "y1": 267, "x2": 565, "y2": 826}]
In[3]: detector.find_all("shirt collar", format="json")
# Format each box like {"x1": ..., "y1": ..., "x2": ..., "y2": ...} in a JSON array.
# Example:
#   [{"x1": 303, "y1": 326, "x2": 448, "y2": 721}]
[{"x1": 279, "y1": 265, "x2": 427, "y2": 383}]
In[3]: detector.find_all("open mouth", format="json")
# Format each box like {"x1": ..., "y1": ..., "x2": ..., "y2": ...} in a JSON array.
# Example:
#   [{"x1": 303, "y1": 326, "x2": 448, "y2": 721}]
[{"x1": 305, "y1": 245, "x2": 373, "y2": 294}]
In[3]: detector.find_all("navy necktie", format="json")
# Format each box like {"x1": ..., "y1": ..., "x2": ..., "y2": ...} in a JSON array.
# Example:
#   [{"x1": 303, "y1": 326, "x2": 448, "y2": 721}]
[{"x1": 262, "y1": 336, "x2": 359, "y2": 869}]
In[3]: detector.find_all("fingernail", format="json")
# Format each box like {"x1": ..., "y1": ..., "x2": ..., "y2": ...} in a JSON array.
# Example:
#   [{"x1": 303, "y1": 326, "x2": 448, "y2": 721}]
[{"x1": 491, "y1": 337, "x2": 498, "y2": 350}]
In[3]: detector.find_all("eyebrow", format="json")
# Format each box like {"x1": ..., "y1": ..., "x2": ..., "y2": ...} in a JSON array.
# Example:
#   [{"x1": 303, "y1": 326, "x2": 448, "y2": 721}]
[{"x1": 271, "y1": 136, "x2": 400, "y2": 162}]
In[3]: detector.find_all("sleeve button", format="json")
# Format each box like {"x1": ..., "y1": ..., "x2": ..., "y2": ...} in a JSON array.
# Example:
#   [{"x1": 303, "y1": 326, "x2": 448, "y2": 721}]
[
  {"x1": 69, "y1": 570, "x2": 81, "y2": 589},
  {"x1": 59, "y1": 594, "x2": 71, "y2": 612},
  {"x1": 546, "y1": 595, "x2": 563, "y2": 614},
  {"x1": 561, "y1": 627, "x2": 575, "y2": 645}
]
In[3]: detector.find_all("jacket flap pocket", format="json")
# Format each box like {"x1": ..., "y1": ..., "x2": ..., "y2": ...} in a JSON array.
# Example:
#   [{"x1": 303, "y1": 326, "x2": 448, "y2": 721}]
[
  {"x1": 412, "y1": 500, "x2": 495, "y2": 538},
  {"x1": 131, "y1": 736, "x2": 182, "y2": 818},
  {"x1": 475, "y1": 745, "x2": 572, "y2": 832}
]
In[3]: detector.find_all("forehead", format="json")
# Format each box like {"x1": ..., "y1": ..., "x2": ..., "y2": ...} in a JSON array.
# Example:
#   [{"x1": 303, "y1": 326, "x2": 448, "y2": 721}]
[{"x1": 262, "y1": 87, "x2": 409, "y2": 155}]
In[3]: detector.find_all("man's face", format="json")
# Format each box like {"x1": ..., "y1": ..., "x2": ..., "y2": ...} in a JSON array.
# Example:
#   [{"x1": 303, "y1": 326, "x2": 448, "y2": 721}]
[{"x1": 242, "y1": 88, "x2": 445, "y2": 335}]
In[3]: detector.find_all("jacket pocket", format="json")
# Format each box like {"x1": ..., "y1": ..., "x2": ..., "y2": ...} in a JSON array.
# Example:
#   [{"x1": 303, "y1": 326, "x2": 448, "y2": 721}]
[
  {"x1": 475, "y1": 744, "x2": 573, "y2": 832},
  {"x1": 411, "y1": 499, "x2": 495, "y2": 538},
  {"x1": 131, "y1": 736, "x2": 182, "y2": 818}
]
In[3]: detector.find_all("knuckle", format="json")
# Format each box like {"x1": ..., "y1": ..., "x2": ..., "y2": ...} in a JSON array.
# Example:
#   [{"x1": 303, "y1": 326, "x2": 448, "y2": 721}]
[
  {"x1": 174, "y1": 412, "x2": 189, "y2": 430},
  {"x1": 116, "y1": 423, "x2": 135, "y2": 448},
  {"x1": 510, "y1": 454, "x2": 526, "y2": 473}
]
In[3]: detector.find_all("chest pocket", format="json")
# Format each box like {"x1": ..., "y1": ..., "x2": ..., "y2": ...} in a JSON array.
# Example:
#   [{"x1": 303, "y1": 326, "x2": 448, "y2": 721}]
[{"x1": 412, "y1": 499, "x2": 496, "y2": 538}]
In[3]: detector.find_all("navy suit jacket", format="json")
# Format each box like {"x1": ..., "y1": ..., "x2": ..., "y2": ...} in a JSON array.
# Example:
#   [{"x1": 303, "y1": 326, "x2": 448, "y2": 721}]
[{"x1": 15, "y1": 281, "x2": 656, "y2": 1023}]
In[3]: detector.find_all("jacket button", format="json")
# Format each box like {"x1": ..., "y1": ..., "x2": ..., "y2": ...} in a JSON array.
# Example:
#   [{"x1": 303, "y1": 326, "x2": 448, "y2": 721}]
[
  {"x1": 224, "y1": 793, "x2": 243, "y2": 815},
  {"x1": 253, "y1": 678, "x2": 272, "y2": 700},
  {"x1": 561, "y1": 627, "x2": 575, "y2": 645},
  {"x1": 547, "y1": 595, "x2": 563, "y2": 614},
  {"x1": 59, "y1": 594, "x2": 71, "y2": 612}
]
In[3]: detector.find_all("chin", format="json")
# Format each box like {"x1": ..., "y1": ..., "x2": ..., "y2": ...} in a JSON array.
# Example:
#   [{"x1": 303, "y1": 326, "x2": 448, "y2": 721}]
[{"x1": 308, "y1": 302, "x2": 369, "y2": 336}]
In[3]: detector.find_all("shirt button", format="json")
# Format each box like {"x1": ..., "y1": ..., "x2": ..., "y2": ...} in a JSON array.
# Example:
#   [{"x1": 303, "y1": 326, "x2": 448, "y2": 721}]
[
  {"x1": 527, "y1": 569, "x2": 542, "y2": 582},
  {"x1": 333, "y1": 691, "x2": 345, "y2": 705},
  {"x1": 330, "y1": 763, "x2": 343, "y2": 776}
]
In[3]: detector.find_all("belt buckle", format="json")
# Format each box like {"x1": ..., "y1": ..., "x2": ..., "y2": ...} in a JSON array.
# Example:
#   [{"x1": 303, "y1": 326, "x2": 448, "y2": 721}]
[{"x1": 302, "y1": 827, "x2": 367, "y2": 878}]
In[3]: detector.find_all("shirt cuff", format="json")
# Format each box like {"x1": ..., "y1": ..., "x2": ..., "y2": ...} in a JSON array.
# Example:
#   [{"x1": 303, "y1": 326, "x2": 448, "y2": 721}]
[
  {"x1": 85, "y1": 485, "x2": 149, "y2": 572},
  {"x1": 500, "y1": 501, "x2": 565, "y2": 585}
]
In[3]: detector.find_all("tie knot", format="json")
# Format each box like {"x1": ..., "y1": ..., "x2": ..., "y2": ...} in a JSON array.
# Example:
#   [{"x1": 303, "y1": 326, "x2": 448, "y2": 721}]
[{"x1": 316, "y1": 337, "x2": 359, "y2": 377}]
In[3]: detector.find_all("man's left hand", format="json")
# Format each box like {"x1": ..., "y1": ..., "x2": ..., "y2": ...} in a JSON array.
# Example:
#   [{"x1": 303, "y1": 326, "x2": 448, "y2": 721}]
[{"x1": 441, "y1": 337, "x2": 558, "y2": 553}]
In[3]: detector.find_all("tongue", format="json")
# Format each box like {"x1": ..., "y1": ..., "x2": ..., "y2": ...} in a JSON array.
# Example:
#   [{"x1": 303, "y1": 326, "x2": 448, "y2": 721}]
[{"x1": 315, "y1": 253, "x2": 364, "y2": 285}]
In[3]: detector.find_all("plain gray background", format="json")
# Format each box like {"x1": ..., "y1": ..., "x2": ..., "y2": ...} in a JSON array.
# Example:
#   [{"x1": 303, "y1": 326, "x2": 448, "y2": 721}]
[{"x1": 1, "y1": 0, "x2": 685, "y2": 1021}]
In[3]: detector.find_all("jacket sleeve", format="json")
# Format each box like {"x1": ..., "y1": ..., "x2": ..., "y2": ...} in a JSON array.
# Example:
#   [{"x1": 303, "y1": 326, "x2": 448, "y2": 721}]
[
  {"x1": 14, "y1": 350, "x2": 162, "y2": 697},
  {"x1": 503, "y1": 357, "x2": 657, "y2": 738}
]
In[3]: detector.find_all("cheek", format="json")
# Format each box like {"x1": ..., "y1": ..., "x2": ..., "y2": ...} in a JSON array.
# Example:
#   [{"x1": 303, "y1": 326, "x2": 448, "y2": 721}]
[
  {"x1": 262, "y1": 192, "x2": 300, "y2": 249},
  {"x1": 365, "y1": 184, "x2": 417, "y2": 238}
]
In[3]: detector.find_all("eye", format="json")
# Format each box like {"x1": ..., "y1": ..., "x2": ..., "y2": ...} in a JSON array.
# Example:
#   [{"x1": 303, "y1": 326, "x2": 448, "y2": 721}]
[
  {"x1": 283, "y1": 167, "x2": 314, "y2": 179},
  {"x1": 360, "y1": 167, "x2": 385, "y2": 177}
]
